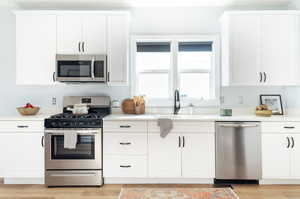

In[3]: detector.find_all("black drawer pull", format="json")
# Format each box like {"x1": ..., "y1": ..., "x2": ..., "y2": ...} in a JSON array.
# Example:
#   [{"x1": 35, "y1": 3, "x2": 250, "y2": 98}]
[
  {"x1": 120, "y1": 165, "x2": 131, "y2": 168},
  {"x1": 17, "y1": 125, "x2": 29, "y2": 128},
  {"x1": 120, "y1": 142, "x2": 131, "y2": 145},
  {"x1": 284, "y1": 126, "x2": 295, "y2": 129},
  {"x1": 120, "y1": 125, "x2": 131, "y2": 128}
]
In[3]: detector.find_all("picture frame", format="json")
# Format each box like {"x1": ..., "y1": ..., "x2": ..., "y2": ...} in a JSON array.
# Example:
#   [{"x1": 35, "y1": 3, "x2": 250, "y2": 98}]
[{"x1": 260, "y1": 95, "x2": 283, "y2": 115}]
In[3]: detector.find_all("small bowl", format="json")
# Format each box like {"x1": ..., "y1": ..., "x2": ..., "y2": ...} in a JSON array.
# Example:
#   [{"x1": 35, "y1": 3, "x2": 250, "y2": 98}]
[{"x1": 17, "y1": 107, "x2": 40, "y2": 116}]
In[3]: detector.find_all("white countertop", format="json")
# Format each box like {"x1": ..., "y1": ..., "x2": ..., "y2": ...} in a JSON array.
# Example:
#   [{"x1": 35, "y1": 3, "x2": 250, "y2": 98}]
[
  {"x1": 0, "y1": 113, "x2": 51, "y2": 121},
  {"x1": 1, "y1": 113, "x2": 300, "y2": 122},
  {"x1": 104, "y1": 114, "x2": 300, "y2": 122}
]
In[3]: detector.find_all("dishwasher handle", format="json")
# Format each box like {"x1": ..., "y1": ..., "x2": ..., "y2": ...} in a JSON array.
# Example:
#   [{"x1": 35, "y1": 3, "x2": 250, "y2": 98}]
[{"x1": 218, "y1": 123, "x2": 259, "y2": 128}]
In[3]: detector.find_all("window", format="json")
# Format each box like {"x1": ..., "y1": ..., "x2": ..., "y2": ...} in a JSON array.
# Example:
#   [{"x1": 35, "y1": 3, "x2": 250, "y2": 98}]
[
  {"x1": 136, "y1": 42, "x2": 171, "y2": 98},
  {"x1": 132, "y1": 36, "x2": 219, "y2": 106}
]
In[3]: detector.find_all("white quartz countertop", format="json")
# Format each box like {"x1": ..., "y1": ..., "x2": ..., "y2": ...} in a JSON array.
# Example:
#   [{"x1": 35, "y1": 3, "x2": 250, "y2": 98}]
[
  {"x1": 0, "y1": 113, "x2": 51, "y2": 121},
  {"x1": 104, "y1": 114, "x2": 300, "y2": 122}
]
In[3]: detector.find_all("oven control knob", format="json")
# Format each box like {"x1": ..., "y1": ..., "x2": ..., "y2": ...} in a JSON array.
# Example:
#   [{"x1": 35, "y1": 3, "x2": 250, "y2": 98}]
[
  {"x1": 51, "y1": 122, "x2": 57, "y2": 127},
  {"x1": 62, "y1": 122, "x2": 68, "y2": 127},
  {"x1": 78, "y1": 122, "x2": 85, "y2": 126}
]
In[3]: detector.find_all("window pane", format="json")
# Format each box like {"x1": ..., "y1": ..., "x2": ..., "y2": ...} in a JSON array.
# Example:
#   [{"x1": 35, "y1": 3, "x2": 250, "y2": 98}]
[
  {"x1": 138, "y1": 73, "x2": 169, "y2": 98},
  {"x1": 136, "y1": 52, "x2": 171, "y2": 71},
  {"x1": 178, "y1": 51, "x2": 212, "y2": 70},
  {"x1": 180, "y1": 73, "x2": 210, "y2": 99},
  {"x1": 178, "y1": 42, "x2": 213, "y2": 70}
]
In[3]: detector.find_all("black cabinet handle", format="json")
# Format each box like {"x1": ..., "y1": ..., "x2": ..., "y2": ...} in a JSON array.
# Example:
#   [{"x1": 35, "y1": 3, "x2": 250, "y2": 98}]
[
  {"x1": 120, "y1": 142, "x2": 131, "y2": 145},
  {"x1": 120, "y1": 165, "x2": 131, "y2": 168},
  {"x1": 41, "y1": 136, "x2": 44, "y2": 147},
  {"x1": 284, "y1": 126, "x2": 295, "y2": 129},
  {"x1": 287, "y1": 137, "x2": 290, "y2": 148},
  {"x1": 78, "y1": 42, "x2": 81, "y2": 52},
  {"x1": 263, "y1": 72, "x2": 267, "y2": 82},
  {"x1": 17, "y1": 125, "x2": 29, "y2": 128},
  {"x1": 178, "y1": 136, "x2": 181, "y2": 148},
  {"x1": 182, "y1": 136, "x2": 185, "y2": 148},
  {"x1": 120, "y1": 125, "x2": 131, "y2": 128},
  {"x1": 107, "y1": 72, "x2": 110, "y2": 82},
  {"x1": 81, "y1": 42, "x2": 84, "y2": 52},
  {"x1": 53, "y1": 72, "x2": 56, "y2": 82},
  {"x1": 291, "y1": 137, "x2": 295, "y2": 148},
  {"x1": 259, "y1": 72, "x2": 262, "y2": 83}
]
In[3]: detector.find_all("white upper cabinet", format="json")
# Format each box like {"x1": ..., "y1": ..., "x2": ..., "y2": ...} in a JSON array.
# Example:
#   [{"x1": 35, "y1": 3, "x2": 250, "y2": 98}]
[
  {"x1": 261, "y1": 15, "x2": 298, "y2": 86},
  {"x1": 57, "y1": 15, "x2": 82, "y2": 54},
  {"x1": 16, "y1": 13, "x2": 57, "y2": 85},
  {"x1": 57, "y1": 14, "x2": 107, "y2": 54},
  {"x1": 222, "y1": 14, "x2": 261, "y2": 86},
  {"x1": 82, "y1": 15, "x2": 107, "y2": 54},
  {"x1": 107, "y1": 15, "x2": 129, "y2": 85},
  {"x1": 15, "y1": 11, "x2": 129, "y2": 85},
  {"x1": 221, "y1": 12, "x2": 300, "y2": 86}
]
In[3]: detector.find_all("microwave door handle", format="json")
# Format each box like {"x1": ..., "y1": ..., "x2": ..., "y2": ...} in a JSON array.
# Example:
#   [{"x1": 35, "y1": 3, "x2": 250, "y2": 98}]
[{"x1": 91, "y1": 57, "x2": 95, "y2": 79}]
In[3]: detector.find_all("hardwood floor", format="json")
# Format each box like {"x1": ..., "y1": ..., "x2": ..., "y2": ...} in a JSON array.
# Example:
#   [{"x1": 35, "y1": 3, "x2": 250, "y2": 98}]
[{"x1": 0, "y1": 183, "x2": 299, "y2": 199}]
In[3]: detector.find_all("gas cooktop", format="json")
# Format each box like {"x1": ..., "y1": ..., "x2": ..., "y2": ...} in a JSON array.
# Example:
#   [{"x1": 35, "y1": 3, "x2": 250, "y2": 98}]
[{"x1": 44, "y1": 96, "x2": 111, "y2": 129}]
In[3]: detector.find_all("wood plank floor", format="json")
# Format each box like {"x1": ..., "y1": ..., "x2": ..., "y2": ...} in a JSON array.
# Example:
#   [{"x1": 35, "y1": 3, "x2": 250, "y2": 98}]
[{"x1": 0, "y1": 183, "x2": 300, "y2": 199}]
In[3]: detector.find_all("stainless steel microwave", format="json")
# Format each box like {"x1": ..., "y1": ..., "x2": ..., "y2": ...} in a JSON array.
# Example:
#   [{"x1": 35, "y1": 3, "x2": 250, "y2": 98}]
[{"x1": 55, "y1": 54, "x2": 107, "y2": 82}]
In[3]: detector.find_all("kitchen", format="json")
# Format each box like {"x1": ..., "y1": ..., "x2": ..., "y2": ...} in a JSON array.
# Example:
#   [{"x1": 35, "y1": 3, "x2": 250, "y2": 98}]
[{"x1": 1, "y1": 0, "x2": 300, "y2": 199}]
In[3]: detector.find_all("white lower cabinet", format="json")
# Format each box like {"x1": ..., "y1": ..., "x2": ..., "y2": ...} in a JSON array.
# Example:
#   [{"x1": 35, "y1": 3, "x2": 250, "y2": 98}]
[
  {"x1": 104, "y1": 155, "x2": 147, "y2": 178},
  {"x1": 0, "y1": 132, "x2": 44, "y2": 178},
  {"x1": 262, "y1": 134, "x2": 290, "y2": 179},
  {"x1": 148, "y1": 133, "x2": 182, "y2": 178},
  {"x1": 290, "y1": 134, "x2": 300, "y2": 178},
  {"x1": 182, "y1": 133, "x2": 215, "y2": 178}
]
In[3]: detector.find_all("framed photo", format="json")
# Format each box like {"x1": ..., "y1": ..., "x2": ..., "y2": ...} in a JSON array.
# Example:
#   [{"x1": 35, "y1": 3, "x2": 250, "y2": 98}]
[{"x1": 260, "y1": 95, "x2": 283, "y2": 115}]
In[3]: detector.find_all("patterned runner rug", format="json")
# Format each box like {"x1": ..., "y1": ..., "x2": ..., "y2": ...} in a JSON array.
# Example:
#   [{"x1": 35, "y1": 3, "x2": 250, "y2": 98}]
[{"x1": 119, "y1": 187, "x2": 240, "y2": 199}]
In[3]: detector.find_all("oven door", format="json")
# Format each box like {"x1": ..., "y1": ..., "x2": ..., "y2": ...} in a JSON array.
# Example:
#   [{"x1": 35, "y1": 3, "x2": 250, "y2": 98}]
[
  {"x1": 45, "y1": 129, "x2": 102, "y2": 170},
  {"x1": 56, "y1": 54, "x2": 106, "y2": 82}
]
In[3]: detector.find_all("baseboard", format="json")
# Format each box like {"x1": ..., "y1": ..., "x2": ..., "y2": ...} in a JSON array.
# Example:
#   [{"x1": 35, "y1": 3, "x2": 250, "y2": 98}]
[
  {"x1": 104, "y1": 178, "x2": 214, "y2": 184},
  {"x1": 4, "y1": 178, "x2": 44, "y2": 184},
  {"x1": 260, "y1": 179, "x2": 300, "y2": 185}
]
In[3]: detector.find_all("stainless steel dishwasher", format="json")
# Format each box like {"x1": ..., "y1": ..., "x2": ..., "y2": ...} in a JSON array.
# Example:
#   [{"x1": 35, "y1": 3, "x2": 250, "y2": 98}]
[{"x1": 215, "y1": 122, "x2": 261, "y2": 181}]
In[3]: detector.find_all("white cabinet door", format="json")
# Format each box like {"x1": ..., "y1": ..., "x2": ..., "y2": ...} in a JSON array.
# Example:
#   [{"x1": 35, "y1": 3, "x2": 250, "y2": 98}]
[
  {"x1": 261, "y1": 15, "x2": 297, "y2": 85},
  {"x1": 107, "y1": 15, "x2": 129, "y2": 85},
  {"x1": 181, "y1": 133, "x2": 215, "y2": 178},
  {"x1": 224, "y1": 14, "x2": 261, "y2": 86},
  {"x1": 290, "y1": 135, "x2": 300, "y2": 178},
  {"x1": 0, "y1": 133, "x2": 44, "y2": 178},
  {"x1": 82, "y1": 15, "x2": 107, "y2": 54},
  {"x1": 57, "y1": 15, "x2": 82, "y2": 54},
  {"x1": 262, "y1": 134, "x2": 290, "y2": 179},
  {"x1": 16, "y1": 14, "x2": 56, "y2": 85},
  {"x1": 148, "y1": 133, "x2": 181, "y2": 178}
]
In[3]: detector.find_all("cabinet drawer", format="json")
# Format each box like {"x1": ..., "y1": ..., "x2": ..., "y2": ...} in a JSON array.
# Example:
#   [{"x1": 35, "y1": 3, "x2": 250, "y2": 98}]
[
  {"x1": 104, "y1": 121, "x2": 147, "y2": 132},
  {"x1": 148, "y1": 121, "x2": 215, "y2": 133},
  {"x1": 262, "y1": 122, "x2": 300, "y2": 133},
  {"x1": 104, "y1": 133, "x2": 147, "y2": 155},
  {"x1": 103, "y1": 155, "x2": 147, "y2": 178},
  {"x1": 0, "y1": 121, "x2": 44, "y2": 132}
]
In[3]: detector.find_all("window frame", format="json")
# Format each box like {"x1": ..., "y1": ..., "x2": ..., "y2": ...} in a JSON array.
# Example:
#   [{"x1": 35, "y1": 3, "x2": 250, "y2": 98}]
[{"x1": 131, "y1": 35, "x2": 220, "y2": 107}]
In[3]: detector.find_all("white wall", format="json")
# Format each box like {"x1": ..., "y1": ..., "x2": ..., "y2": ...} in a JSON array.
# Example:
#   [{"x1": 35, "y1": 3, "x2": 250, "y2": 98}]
[{"x1": 0, "y1": 2, "x2": 296, "y2": 115}]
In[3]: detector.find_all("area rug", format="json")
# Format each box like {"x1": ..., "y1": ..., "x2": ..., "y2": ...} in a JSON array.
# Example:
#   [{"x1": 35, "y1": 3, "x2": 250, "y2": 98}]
[{"x1": 119, "y1": 188, "x2": 240, "y2": 199}]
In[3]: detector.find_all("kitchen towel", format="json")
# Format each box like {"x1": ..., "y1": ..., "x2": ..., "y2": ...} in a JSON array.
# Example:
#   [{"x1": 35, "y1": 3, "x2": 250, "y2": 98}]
[
  {"x1": 64, "y1": 132, "x2": 77, "y2": 149},
  {"x1": 157, "y1": 118, "x2": 173, "y2": 138}
]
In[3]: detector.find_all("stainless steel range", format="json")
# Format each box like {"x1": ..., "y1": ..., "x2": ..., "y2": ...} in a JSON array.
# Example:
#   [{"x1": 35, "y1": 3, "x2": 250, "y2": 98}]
[{"x1": 44, "y1": 96, "x2": 111, "y2": 187}]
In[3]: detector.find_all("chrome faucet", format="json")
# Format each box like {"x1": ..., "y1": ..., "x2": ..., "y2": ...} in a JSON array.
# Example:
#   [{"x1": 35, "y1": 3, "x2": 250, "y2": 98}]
[{"x1": 174, "y1": 89, "x2": 181, "y2": 115}]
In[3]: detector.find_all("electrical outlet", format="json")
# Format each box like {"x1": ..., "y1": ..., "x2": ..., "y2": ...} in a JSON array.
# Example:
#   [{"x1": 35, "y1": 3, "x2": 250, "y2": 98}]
[
  {"x1": 238, "y1": 96, "x2": 244, "y2": 104},
  {"x1": 220, "y1": 96, "x2": 225, "y2": 104},
  {"x1": 52, "y1": 97, "x2": 57, "y2": 105}
]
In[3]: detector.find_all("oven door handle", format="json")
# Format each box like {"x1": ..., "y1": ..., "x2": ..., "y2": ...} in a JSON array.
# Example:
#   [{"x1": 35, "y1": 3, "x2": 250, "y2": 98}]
[
  {"x1": 91, "y1": 57, "x2": 95, "y2": 79},
  {"x1": 45, "y1": 130, "x2": 100, "y2": 135}
]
